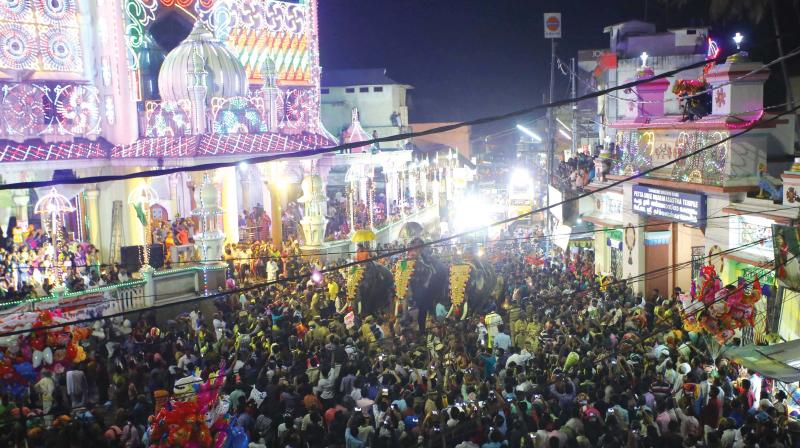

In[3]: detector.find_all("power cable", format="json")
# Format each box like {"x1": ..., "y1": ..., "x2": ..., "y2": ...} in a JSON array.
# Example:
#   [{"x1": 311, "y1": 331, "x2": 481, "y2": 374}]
[
  {"x1": 0, "y1": 214, "x2": 780, "y2": 319},
  {"x1": 0, "y1": 233, "x2": 767, "y2": 337},
  {"x1": 0, "y1": 49, "x2": 760, "y2": 192},
  {"x1": 1, "y1": 101, "x2": 796, "y2": 334}
]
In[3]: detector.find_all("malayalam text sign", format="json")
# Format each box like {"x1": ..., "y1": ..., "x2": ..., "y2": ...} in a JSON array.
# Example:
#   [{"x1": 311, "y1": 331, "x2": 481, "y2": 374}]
[{"x1": 631, "y1": 185, "x2": 706, "y2": 225}]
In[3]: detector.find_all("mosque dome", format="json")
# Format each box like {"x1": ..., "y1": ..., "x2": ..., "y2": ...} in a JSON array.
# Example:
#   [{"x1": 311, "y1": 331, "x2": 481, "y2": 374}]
[{"x1": 158, "y1": 20, "x2": 247, "y2": 103}]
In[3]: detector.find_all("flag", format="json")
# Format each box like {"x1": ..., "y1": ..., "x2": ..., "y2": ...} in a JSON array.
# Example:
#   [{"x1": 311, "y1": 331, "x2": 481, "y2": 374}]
[
  {"x1": 593, "y1": 52, "x2": 617, "y2": 78},
  {"x1": 133, "y1": 202, "x2": 147, "y2": 227}
]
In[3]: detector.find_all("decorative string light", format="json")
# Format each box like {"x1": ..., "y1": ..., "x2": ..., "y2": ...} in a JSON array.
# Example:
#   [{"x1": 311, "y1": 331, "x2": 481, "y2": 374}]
[{"x1": 34, "y1": 188, "x2": 75, "y2": 287}]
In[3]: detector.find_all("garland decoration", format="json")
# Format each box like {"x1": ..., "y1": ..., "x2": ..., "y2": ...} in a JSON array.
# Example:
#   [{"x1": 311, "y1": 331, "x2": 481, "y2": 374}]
[
  {"x1": 449, "y1": 264, "x2": 471, "y2": 318},
  {"x1": 345, "y1": 265, "x2": 365, "y2": 304},
  {"x1": 394, "y1": 260, "x2": 416, "y2": 301}
]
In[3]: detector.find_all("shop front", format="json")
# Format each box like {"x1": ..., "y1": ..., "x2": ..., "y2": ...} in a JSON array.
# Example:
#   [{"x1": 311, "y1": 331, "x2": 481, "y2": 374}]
[
  {"x1": 721, "y1": 211, "x2": 783, "y2": 342},
  {"x1": 629, "y1": 184, "x2": 708, "y2": 297},
  {"x1": 581, "y1": 189, "x2": 623, "y2": 277}
]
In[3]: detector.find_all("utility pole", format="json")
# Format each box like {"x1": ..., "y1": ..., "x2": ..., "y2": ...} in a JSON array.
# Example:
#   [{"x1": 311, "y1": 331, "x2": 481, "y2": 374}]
[
  {"x1": 570, "y1": 57, "x2": 578, "y2": 155},
  {"x1": 546, "y1": 37, "x2": 556, "y2": 250},
  {"x1": 544, "y1": 12, "x2": 561, "y2": 254}
]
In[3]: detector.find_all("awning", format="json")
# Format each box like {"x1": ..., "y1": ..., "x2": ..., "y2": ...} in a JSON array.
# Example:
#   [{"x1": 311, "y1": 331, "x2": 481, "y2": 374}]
[
  {"x1": 723, "y1": 339, "x2": 800, "y2": 383},
  {"x1": 644, "y1": 231, "x2": 671, "y2": 246},
  {"x1": 606, "y1": 229, "x2": 623, "y2": 250}
]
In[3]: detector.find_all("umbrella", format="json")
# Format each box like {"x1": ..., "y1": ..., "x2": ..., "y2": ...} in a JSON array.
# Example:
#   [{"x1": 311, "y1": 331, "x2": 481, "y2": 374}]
[
  {"x1": 351, "y1": 229, "x2": 376, "y2": 243},
  {"x1": 399, "y1": 221, "x2": 424, "y2": 239}
]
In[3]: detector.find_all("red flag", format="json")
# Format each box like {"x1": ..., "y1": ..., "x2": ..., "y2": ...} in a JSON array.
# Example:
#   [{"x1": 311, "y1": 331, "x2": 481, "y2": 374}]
[{"x1": 593, "y1": 52, "x2": 618, "y2": 78}]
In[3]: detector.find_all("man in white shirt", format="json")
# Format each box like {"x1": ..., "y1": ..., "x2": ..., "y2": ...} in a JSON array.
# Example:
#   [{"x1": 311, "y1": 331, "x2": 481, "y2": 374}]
[
  {"x1": 267, "y1": 259, "x2": 279, "y2": 282},
  {"x1": 493, "y1": 325, "x2": 512, "y2": 352},
  {"x1": 506, "y1": 348, "x2": 532, "y2": 368}
]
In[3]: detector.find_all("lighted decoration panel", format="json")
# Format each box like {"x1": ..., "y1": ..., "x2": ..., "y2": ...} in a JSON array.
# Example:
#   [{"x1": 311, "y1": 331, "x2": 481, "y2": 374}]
[
  {"x1": 123, "y1": 0, "x2": 315, "y2": 86},
  {"x1": 144, "y1": 99, "x2": 193, "y2": 137},
  {"x1": 210, "y1": 96, "x2": 268, "y2": 134},
  {"x1": 123, "y1": 0, "x2": 321, "y2": 134},
  {"x1": 200, "y1": 0, "x2": 314, "y2": 86},
  {"x1": 0, "y1": 0, "x2": 85, "y2": 75},
  {"x1": 611, "y1": 129, "x2": 730, "y2": 186},
  {"x1": 0, "y1": 81, "x2": 101, "y2": 139}
]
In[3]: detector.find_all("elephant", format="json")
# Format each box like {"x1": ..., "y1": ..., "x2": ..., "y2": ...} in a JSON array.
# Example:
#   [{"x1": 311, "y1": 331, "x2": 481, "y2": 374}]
[
  {"x1": 399, "y1": 247, "x2": 497, "y2": 330},
  {"x1": 345, "y1": 261, "x2": 395, "y2": 317}
]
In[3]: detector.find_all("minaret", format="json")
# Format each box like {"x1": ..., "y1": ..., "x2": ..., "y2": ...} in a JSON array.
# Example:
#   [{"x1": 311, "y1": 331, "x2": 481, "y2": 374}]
[
  {"x1": 187, "y1": 46, "x2": 208, "y2": 135},
  {"x1": 261, "y1": 56, "x2": 280, "y2": 132}
]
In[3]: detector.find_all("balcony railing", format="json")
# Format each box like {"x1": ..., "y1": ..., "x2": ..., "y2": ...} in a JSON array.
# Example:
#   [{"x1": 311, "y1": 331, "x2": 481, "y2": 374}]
[{"x1": 609, "y1": 129, "x2": 732, "y2": 186}]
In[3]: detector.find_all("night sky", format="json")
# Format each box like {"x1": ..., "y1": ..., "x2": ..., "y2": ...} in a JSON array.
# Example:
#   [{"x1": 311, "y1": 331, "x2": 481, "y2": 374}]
[{"x1": 318, "y1": 0, "x2": 798, "y2": 134}]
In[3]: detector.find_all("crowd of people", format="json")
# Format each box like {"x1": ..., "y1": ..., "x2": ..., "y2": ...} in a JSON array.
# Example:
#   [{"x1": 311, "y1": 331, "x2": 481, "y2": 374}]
[
  {"x1": 0, "y1": 221, "x2": 127, "y2": 304},
  {"x1": 553, "y1": 152, "x2": 598, "y2": 193},
  {"x1": 1, "y1": 231, "x2": 797, "y2": 448}
]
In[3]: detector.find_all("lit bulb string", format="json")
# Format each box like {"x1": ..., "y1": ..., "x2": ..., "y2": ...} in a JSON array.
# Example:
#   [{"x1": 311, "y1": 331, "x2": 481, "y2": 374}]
[
  {"x1": 0, "y1": 47, "x2": 764, "y2": 193},
  {"x1": 556, "y1": 44, "x2": 800, "y2": 105},
  {"x1": 0, "y1": 105, "x2": 795, "y2": 333}
]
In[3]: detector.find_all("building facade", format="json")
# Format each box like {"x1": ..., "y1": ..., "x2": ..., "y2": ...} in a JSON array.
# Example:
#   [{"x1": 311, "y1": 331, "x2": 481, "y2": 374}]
[
  {"x1": 321, "y1": 68, "x2": 411, "y2": 150},
  {"x1": 0, "y1": 1, "x2": 426, "y2": 265}
]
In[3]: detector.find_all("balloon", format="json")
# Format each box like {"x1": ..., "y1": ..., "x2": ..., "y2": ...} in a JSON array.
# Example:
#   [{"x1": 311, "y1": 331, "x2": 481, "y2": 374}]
[
  {"x1": 30, "y1": 336, "x2": 45, "y2": 352},
  {"x1": 73, "y1": 345, "x2": 86, "y2": 363},
  {"x1": 53, "y1": 363, "x2": 65, "y2": 374},
  {"x1": 564, "y1": 351, "x2": 580, "y2": 371},
  {"x1": 0, "y1": 336, "x2": 17, "y2": 348},
  {"x1": 21, "y1": 345, "x2": 31, "y2": 361},
  {"x1": 43, "y1": 347, "x2": 53, "y2": 365},
  {"x1": 14, "y1": 362, "x2": 36, "y2": 382},
  {"x1": 0, "y1": 363, "x2": 15, "y2": 381},
  {"x1": 65, "y1": 344, "x2": 77, "y2": 361},
  {"x1": 55, "y1": 333, "x2": 71, "y2": 346},
  {"x1": 53, "y1": 349, "x2": 66, "y2": 362},
  {"x1": 32, "y1": 350, "x2": 43, "y2": 369}
]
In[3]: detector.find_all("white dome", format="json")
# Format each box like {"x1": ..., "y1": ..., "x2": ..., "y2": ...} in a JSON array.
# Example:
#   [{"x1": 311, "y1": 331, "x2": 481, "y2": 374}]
[{"x1": 158, "y1": 21, "x2": 248, "y2": 103}]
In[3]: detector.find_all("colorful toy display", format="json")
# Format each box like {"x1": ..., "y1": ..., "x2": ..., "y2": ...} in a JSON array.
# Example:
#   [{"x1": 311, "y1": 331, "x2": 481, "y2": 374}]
[
  {"x1": 680, "y1": 265, "x2": 764, "y2": 344},
  {"x1": 146, "y1": 366, "x2": 248, "y2": 448},
  {"x1": 0, "y1": 310, "x2": 91, "y2": 397}
]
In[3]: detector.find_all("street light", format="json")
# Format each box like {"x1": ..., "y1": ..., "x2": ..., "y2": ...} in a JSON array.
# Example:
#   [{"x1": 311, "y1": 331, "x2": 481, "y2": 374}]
[
  {"x1": 556, "y1": 117, "x2": 571, "y2": 132},
  {"x1": 516, "y1": 124, "x2": 542, "y2": 142},
  {"x1": 733, "y1": 32, "x2": 744, "y2": 51}
]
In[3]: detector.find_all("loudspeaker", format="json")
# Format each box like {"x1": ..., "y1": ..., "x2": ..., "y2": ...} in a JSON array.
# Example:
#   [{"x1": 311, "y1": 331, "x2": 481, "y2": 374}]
[
  {"x1": 148, "y1": 244, "x2": 164, "y2": 269},
  {"x1": 120, "y1": 245, "x2": 143, "y2": 273},
  {"x1": 120, "y1": 244, "x2": 165, "y2": 272}
]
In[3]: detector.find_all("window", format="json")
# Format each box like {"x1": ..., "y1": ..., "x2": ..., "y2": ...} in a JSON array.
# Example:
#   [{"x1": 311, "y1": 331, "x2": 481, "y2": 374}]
[
  {"x1": 345, "y1": 88, "x2": 355, "y2": 93},
  {"x1": 610, "y1": 247, "x2": 623, "y2": 279},
  {"x1": 373, "y1": 86, "x2": 384, "y2": 92},
  {"x1": 691, "y1": 246, "x2": 705, "y2": 280},
  {"x1": 359, "y1": 87, "x2": 369, "y2": 93},
  {"x1": 321, "y1": 88, "x2": 329, "y2": 94}
]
